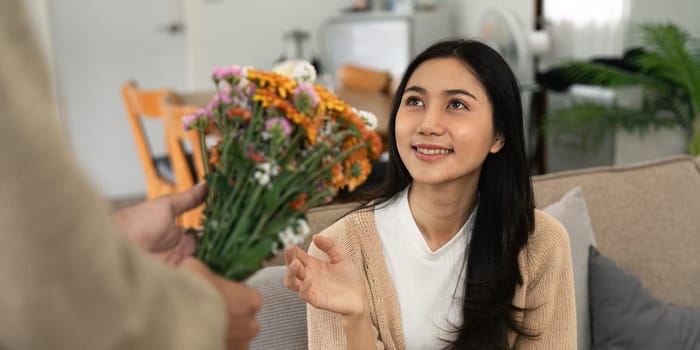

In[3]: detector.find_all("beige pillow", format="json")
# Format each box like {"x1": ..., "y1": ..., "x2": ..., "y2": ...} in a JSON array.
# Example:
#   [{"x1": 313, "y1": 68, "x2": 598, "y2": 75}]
[{"x1": 543, "y1": 186, "x2": 597, "y2": 350}]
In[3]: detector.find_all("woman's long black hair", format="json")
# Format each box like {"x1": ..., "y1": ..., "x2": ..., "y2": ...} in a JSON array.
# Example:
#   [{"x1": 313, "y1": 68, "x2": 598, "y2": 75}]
[{"x1": 360, "y1": 39, "x2": 536, "y2": 349}]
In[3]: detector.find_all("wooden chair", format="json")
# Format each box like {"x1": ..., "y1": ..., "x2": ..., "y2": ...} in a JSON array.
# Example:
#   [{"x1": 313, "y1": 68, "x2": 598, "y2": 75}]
[
  {"x1": 120, "y1": 81, "x2": 178, "y2": 200},
  {"x1": 163, "y1": 95, "x2": 208, "y2": 228},
  {"x1": 121, "y1": 81, "x2": 206, "y2": 228}
]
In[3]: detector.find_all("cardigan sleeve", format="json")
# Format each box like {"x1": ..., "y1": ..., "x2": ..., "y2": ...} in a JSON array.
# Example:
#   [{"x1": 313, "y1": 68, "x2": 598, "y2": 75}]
[
  {"x1": 514, "y1": 210, "x2": 577, "y2": 349},
  {"x1": 306, "y1": 218, "x2": 385, "y2": 350},
  {"x1": 0, "y1": 2, "x2": 227, "y2": 349}
]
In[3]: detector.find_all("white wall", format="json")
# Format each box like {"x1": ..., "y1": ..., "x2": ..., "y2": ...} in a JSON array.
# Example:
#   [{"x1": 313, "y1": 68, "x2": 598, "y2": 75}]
[
  {"x1": 38, "y1": 0, "x2": 698, "y2": 198},
  {"x1": 628, "y1": 0, "x2": 700, "y2": 44},
  {"x1": 184, "y1": 0, "x2": 348, "y2": 90},
  {"x1": 49, "y1": 0, "x2": 188, "y2": 199}
]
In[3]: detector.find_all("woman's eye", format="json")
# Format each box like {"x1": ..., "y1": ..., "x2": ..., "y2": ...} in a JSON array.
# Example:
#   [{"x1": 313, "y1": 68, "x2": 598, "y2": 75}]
[
  {"x1": 405, "y1": 96, "x2": 424, "y2": 107},
  {"x1": 448, "y1": 100, "x2": 467, "y2": 110}
]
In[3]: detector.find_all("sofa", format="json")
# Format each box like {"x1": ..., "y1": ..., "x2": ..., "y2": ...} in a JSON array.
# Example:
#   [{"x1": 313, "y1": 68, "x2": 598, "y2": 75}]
[{"x1": 246, "y1": 155, "x2": 700, "y2": 350}]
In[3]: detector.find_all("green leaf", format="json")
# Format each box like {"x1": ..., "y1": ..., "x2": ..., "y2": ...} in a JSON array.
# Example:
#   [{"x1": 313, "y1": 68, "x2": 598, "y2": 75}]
[
  {"x1": 562, "y1": 62, "x2": 662, "y2": 89},
  {"x1": 635, "y1": 23, "x2": 700, "y2": 113}
]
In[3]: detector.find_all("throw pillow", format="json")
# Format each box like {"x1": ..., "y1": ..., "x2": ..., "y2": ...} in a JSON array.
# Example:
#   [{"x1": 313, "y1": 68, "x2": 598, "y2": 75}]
[
  {"x1": 589, "y1": 246, "x2": 700, "y2": 349},
  {"x1": 543, "y1": 186, "x2": 597, "y2": 350}
]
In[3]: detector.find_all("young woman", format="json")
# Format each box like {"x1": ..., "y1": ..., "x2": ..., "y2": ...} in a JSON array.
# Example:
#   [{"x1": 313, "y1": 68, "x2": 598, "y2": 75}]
[{"x1": 284, "y1": 39, "x2": 576, "y2": 350}]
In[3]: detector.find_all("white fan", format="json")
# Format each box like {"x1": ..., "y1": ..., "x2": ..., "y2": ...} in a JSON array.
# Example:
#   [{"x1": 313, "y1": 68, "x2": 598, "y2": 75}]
[{"x1": 478, "y1": 7, "x2": 550, "y2": 88}]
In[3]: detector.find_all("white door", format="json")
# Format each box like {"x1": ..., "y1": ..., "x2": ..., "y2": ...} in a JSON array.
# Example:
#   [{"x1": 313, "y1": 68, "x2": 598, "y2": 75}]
[{"x1": 50, "y1": 0, "x2": 186, "y2": 198}]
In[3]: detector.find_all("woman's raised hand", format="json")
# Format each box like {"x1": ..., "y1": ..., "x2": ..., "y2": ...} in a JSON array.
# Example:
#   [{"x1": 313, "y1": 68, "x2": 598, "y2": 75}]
[{"x1": 284, "y1": 235, "x2": 368, "y2": 317}]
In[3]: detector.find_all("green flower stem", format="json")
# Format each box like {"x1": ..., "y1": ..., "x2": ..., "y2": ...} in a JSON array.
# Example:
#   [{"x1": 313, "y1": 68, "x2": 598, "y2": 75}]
[
  {"x1": 279, "y1": 132, "x2": 304, "y2": 165},
  {"x1": 212, "y1": 166, "x2": 255, "y2": 253},
  {"x1": 199, "y1": 128, "x2": 210, "y2": 177},
  {"x1": 251, "y1": 183, "x2": 307, "y2": 232},
  {"x1": 220, "y1": 183, "x2": 266, "y2": 254},
  {"x1": 309, "y1": 142, "x2": 367, "y2": 180},
  {"x1": 199, "y1": 162, "x2": 253, "y2": 261},
  {"x1": 238, "y1": 165, "x2": 330, "y2": 253}
]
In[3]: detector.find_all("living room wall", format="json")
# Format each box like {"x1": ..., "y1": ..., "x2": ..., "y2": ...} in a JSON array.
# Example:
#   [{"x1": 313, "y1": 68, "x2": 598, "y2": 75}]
[{"x1": 25, "y1": 0, "x2": 700, "y2": 198}]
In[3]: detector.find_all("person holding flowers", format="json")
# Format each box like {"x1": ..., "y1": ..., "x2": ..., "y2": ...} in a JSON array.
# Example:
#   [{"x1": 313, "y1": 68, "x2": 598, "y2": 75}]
[
  {"x1": 0, "y1": 2, "x2": 261, "y2": 349},
  {"x1": 284, "y1": 39, "x2": 576, "y2": 349}
]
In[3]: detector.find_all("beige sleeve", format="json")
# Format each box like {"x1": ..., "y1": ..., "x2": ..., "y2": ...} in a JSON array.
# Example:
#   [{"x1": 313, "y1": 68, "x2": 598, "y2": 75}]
[
  {"x1": 306, "y1": 220, "x2": 385, "y2": 350},
  {"x1": 0, "y1": 1, "x2": 227, "y2": 349},
  {"x1": 516, "y1": 212, "x2": 577, "y2": 349}
]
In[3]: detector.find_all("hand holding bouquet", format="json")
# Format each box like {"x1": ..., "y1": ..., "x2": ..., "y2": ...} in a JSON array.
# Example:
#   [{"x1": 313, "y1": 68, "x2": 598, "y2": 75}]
[{"x1": 184, "y1": 61, "x2": 382, "y2": 280}]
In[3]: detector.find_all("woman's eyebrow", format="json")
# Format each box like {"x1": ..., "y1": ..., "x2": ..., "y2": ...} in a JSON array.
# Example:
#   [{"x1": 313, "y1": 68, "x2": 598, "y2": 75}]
[
  {"x1": 444, "y1": 89, "x2": 477, "y2": 100},
  {"x1": 404, "y1": 85, "x2": 477, "y2": 101},
  {"x1": 404, "y1": 85, "x2": 426, "y2": 94}
]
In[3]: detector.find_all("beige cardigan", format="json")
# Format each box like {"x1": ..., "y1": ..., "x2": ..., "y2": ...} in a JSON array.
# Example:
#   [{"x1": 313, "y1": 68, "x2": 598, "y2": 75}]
[
  {"x1": 0, "y1": 1, "x2": 227, "y2": 349},
  {"x1": 307, "y1": 209, "x2": 576, "y2": 349}
]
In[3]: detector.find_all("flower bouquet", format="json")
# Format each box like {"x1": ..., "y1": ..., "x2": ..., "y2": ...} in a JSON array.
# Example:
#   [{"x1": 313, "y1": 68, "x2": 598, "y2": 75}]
[{"x1": 183, "y1": 61, "x2": 383, "y2": 281}]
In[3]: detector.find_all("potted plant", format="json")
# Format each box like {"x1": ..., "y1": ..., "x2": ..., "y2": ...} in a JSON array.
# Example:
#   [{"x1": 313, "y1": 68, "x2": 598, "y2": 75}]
[{"x1": 545, "y1": 23, "x2": 700, "y2": 156}]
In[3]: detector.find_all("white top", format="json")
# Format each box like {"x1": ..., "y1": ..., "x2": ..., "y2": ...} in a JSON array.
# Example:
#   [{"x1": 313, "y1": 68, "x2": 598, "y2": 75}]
[{"x1": 374, "y1": 188, "x2": 476, "y2": 350}]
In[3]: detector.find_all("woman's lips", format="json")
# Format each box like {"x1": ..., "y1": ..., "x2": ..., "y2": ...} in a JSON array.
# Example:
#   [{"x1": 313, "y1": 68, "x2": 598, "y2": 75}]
[{"x1": 412, "y1": 144, "x2": 453, "y2": 161}]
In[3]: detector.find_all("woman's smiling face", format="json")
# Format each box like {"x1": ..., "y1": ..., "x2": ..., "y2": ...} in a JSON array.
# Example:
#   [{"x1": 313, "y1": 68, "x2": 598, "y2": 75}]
[{"x1": 395, "y1": 57, "x2": 504, "y2": 188}]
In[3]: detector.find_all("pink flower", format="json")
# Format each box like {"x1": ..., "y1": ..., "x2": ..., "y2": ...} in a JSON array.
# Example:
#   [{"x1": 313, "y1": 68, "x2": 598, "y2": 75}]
[
  {"x1": 265, "y1": 117, "x2": 292, "y2": 136},
  {"x1": 293, "y1": 83, "x2": 320, "y2": 114},
  {"x1": 294, "y1": 83, "x2": 320, "y2": 105},
  {"x1": 218, "y1": 90, "x2": 232, "y2": 105},
  {"x1": 212, "y1": 65, "x2": 245, "y2": 81},
  {"x1": 182, "y1": 114, "x2": 199, "y2": 131},
  {"x1": 206, "y1": 98, "x2": 219, "y2": 112},
  {"x1": 182, "y1": 108, "x2": 214, "y2": 131},
  {"x1": 197, "y1": 108, "x2": 214, "y2": 122}
]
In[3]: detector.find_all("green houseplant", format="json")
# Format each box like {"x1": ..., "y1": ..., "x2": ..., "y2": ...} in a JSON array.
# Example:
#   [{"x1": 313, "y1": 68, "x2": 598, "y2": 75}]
[{"x1": 545, "y1": 23, "x2": 700, "y2": 156}]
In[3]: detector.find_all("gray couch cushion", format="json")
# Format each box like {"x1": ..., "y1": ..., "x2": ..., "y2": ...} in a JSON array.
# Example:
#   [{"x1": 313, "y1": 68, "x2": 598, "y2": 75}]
[
  {"x1": 246, "y1": 266, "x2": 307, "y2": 350},
  {"x1": 543, "y1": 187, "x2": 596, "y2": 350},
  {"x1": 589, "y1": 246, "x2": 700, "y2": 349}
]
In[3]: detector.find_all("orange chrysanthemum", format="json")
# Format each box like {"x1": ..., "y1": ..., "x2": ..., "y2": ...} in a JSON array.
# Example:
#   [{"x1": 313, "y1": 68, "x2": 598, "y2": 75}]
[
  {"x1": 247, "y1": 69, "x2": 297, "y2": 99},
  {"x1": 248, "y1": 151, "x2": 266, "y2": 163},
  {"x1": 209, "y1": 145, "x2": 221, "y2": 167},
  {"x1": 252, "y1": 88, "x2": 320, "y2": 144},
  {"x1": 227, "y1": 107, "x2": 251, "y2": 120},
  {"x1": 289, "y1": 193, "x2": 308, "y2": 211}
]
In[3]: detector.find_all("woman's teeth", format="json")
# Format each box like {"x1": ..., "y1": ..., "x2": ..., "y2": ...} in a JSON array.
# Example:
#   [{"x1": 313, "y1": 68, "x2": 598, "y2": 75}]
[{"x1": 416, "y1": 147, "x2": 452, "y2": 155}]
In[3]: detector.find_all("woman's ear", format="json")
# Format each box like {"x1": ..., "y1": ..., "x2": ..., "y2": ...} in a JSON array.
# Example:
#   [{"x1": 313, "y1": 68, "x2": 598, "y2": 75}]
[{"x1": 489, "y1": 135, "x2": 505, "y2": 153}]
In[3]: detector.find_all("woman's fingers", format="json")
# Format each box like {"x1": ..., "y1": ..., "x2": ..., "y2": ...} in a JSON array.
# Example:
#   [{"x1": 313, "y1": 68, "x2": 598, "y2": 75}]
[
  {"x1": 283, "y1": 246, "x2": 296, "y2": 265},
  {"x1": 283, "y1": 265, "x2": 299, "y2": 291},
  {"x1": 313, "y1": 235, "x2": 345, "y2": 264},
  {"x1": 289, "y1": 259, "x2": 307, "y2": 280},
  {"x1": 284, "y1": 245, "x2": 312, "y2": 265},
  {"x1": 284, "y1": 254, "x2": 309, "y2": 292}
]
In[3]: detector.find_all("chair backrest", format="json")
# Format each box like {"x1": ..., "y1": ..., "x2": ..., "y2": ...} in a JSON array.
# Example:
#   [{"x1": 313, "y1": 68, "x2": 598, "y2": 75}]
[
  {"x1": 336, "y1": 64, "x2": 392, "y2": 94},
  {"x1": 163, "y1": 94, "x2": 208, "y2": 228},
  {"x1": 121, "y1": 81, "x2": 205, "y2": 228},
  {"x1": 120, "y1": 81, "x2": 177, "y2": 199}
]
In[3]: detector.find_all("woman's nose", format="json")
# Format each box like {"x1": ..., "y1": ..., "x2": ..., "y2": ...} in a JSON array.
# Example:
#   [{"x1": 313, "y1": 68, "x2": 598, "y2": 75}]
[{"x1": 417, "y1": 106, "x2": 445, "y2": 136}]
